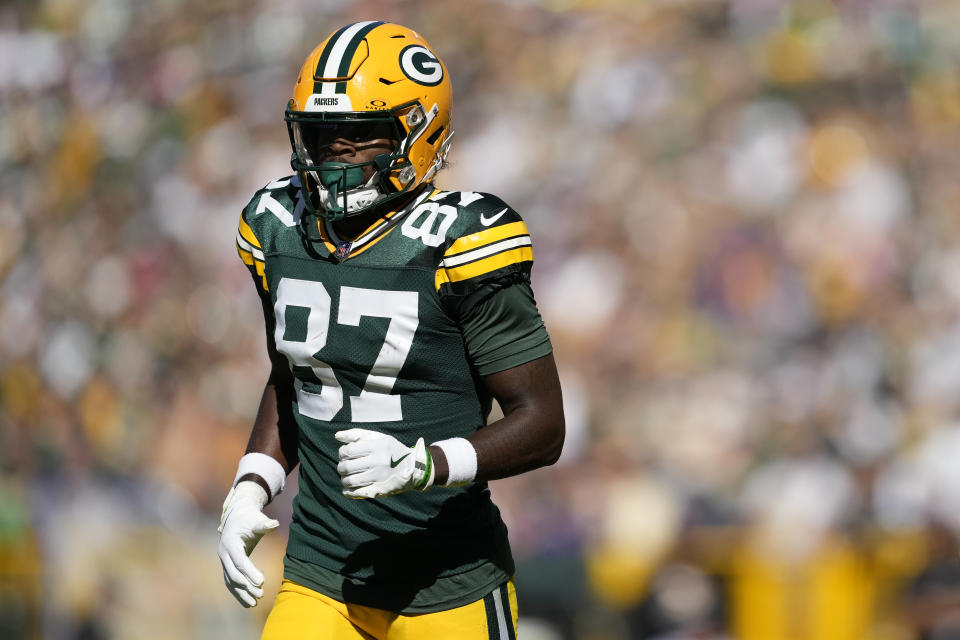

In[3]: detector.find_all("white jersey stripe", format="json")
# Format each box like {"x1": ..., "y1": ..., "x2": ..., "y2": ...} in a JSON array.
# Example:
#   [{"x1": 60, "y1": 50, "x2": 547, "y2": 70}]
[
  {"x1": 236, "y1": 233, "x2": 264, "y2": 261},
  {"x1": 441, "y1": 236, "x2": 531, "y2": 268}
]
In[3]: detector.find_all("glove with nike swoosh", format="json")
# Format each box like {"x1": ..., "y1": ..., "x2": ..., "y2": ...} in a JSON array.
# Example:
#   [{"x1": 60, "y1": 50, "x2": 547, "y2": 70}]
[{"x1": 335, "y1": 428, "x2": 434, "y2": 498}]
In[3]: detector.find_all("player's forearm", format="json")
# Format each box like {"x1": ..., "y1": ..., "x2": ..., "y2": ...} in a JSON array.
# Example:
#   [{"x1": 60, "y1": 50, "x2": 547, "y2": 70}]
[
  {"x1": 430, "y1": 353, "x2": 565, "y2": 485},
  {"x1": 237, "y1": 374, "x2": 300, "y2": 499},
  {"x1": 429, "y1": 412, "x2": 562, "y2": 485}
]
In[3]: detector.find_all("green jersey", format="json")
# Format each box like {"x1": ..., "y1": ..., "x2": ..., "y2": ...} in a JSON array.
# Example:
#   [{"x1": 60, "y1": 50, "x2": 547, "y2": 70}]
[{"x1": 235, "y1": 176, "x2": 552, "y2": 613}]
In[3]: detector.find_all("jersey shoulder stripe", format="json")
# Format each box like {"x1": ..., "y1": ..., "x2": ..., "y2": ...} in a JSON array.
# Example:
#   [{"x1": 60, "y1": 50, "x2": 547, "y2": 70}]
[
  {"x1": 236, "y1": 216, "x2": 267, "y2": 291},
  {"x1": 444, "y1": 221, "x2": 530, "y2": 258},
  {"x1": 436, "y1": 245, "x2": 534, "y2": 290},
  {"x1": 236, "y1": 230, "x2": 268, "y2": 292},
  {"x1": 236, "y1": 242, "x2": 268, "y2": 292}
]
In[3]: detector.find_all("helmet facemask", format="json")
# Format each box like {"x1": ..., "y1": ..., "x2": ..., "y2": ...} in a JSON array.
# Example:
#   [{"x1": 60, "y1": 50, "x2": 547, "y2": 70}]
[{"x1": 285, "y1": 102, "x2": 432, "y2": 221}]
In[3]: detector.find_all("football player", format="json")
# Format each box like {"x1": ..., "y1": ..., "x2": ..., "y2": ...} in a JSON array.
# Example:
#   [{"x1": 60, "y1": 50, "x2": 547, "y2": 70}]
[{"x1": 218, "y1": 21, "x2": 565, "y2": 639}]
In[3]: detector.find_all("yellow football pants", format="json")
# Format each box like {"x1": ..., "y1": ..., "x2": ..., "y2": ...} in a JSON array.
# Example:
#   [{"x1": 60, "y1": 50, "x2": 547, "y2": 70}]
[{"x1": 261, "y1": 579, "x2": 518, "y2": 640}]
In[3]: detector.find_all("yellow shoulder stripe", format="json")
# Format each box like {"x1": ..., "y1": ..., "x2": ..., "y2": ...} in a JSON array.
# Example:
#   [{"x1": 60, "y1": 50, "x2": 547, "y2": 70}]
[
  {"x1": 435, "y1": 246, "x2": 533, "y2": 290},
  {"x1": 237, "y1": 244, "x2": 255, "y2": 266},
  {"x1": 238, "y1": 217, "x2": 262, "y2": 249},
  {"x1": 435, "y1": 266, "x2": 450, "y2": 290},
  {"x1": 236, "y1": 245, "x2": 269, "y2": 292},
  {"x1": 445, "y1": 221, "x2": 529, "y2": 257}
]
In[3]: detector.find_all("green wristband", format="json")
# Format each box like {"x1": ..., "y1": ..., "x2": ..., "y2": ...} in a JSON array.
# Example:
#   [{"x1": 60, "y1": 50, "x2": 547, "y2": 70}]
[{"x1": 416, "y1": 447, "x2": 433, "y2": 491}]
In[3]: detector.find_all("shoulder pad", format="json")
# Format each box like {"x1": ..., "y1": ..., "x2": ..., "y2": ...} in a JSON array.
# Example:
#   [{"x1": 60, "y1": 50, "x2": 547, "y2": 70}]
[
  {"x1": 237, "y1": 175, "x2": 303, "y2": 292},
  {"x1": 242, "y1": 175, "x2": 305, "y2": 230},
  {"x1": 428, "y1": 191, "x2": 533, "y2": 295},
  {"x1": 429, "y1": 191, "x2": 525, "y2": 239}
]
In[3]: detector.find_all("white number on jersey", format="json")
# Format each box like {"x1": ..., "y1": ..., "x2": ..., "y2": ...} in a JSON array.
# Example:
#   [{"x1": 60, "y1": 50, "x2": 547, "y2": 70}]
[
  {"x1": 401, "y1": 202, "x2": 457, "y2": 247},
  {"x1": 273, "y1": 277, "x2": 419, "y2": 422}
]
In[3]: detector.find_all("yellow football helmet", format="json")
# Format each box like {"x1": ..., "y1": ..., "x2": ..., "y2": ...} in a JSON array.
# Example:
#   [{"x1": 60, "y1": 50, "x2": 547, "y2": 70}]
[{"x1": 285, "y1": 21, "x2": 454, "y2": 220}]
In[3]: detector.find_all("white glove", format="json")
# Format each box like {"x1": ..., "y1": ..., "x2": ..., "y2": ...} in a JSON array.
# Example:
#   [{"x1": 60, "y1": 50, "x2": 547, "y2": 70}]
[
  {"x1": 335, "y1": 428, "x2": 434, "y2": 499},
  {"x1": 217, "y1": 481, "x2": 279, "y2": 607}
]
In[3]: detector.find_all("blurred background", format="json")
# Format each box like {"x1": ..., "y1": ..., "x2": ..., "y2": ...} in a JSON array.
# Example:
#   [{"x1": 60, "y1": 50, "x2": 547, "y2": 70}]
[{"x1": 3, "y1": 0, "x2": 960, "y2": 638}]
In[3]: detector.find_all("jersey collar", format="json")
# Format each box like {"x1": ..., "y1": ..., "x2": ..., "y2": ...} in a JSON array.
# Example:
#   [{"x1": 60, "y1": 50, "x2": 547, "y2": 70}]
[{"x1": 320, "y1": 187, "x2": 439, "y2": 261}]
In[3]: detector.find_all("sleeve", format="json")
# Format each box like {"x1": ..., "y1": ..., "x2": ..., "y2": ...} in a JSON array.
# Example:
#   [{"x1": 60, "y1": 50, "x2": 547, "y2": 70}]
[
  {"x1": 236, "y1": 205, "x2": 286, "y2": 372},
  {"x1": 235, "y1": 207, "x2": 269, "y2": 294},
  {"x1": 437, "y1": 195, "x2": 552, "y2": 375},
  {"x1": 456, "y1": 280, "x2": 553, "y2": 376}
]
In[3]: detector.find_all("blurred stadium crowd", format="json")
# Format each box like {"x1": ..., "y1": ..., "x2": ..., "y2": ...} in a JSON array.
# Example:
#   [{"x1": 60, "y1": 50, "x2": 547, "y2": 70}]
[{"x1": 3, "y1": 0, "x2": 960, "y2": 638}]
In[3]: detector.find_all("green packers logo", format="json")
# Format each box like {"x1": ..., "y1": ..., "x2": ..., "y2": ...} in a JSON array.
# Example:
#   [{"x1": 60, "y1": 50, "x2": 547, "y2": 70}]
[{"x1": 399, "y1": 45, "x2": 443, "y2": 86}]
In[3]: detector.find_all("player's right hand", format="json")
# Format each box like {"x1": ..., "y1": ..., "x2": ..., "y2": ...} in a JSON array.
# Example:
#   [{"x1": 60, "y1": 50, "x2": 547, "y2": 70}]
[{"x1": 218, "y1": 480, "x2": 279, "y2": 607}]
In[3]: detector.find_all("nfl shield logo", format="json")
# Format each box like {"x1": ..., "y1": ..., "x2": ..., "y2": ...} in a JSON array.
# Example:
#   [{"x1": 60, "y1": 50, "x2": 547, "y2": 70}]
[{"x1": 334, "y1": 242, "x2": 353, "y2": 261}]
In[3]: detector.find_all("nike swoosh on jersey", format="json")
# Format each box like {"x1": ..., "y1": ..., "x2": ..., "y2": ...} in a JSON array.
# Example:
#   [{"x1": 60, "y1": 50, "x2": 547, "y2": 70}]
[
  {"x1": 390, "y1": 453, "x2": 410, "y2": 468},
  {"x1": 479, "y1": 208, "x2": 508, "y2": 226}
]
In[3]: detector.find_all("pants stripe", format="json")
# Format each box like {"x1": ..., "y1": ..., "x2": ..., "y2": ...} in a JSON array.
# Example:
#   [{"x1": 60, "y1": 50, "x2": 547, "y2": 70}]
[
  {"x1": 498, "y1": 583, "x2": 516, "y2": 640},
  {"x1": 491, "y1": 586, "x2": 510, "y2": 640},
  {"x1": 483, "y1": 592, "x2": 501, "y2": 640}
]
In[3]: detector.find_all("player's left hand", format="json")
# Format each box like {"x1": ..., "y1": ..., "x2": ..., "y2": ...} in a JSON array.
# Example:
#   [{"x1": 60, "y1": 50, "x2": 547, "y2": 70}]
[
  {"x1": 217, "y1": 481, "x2": 279, "y2": 607},
  {"x1": 335, "y1": 428, "x2": 434, "y2": 498}
]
